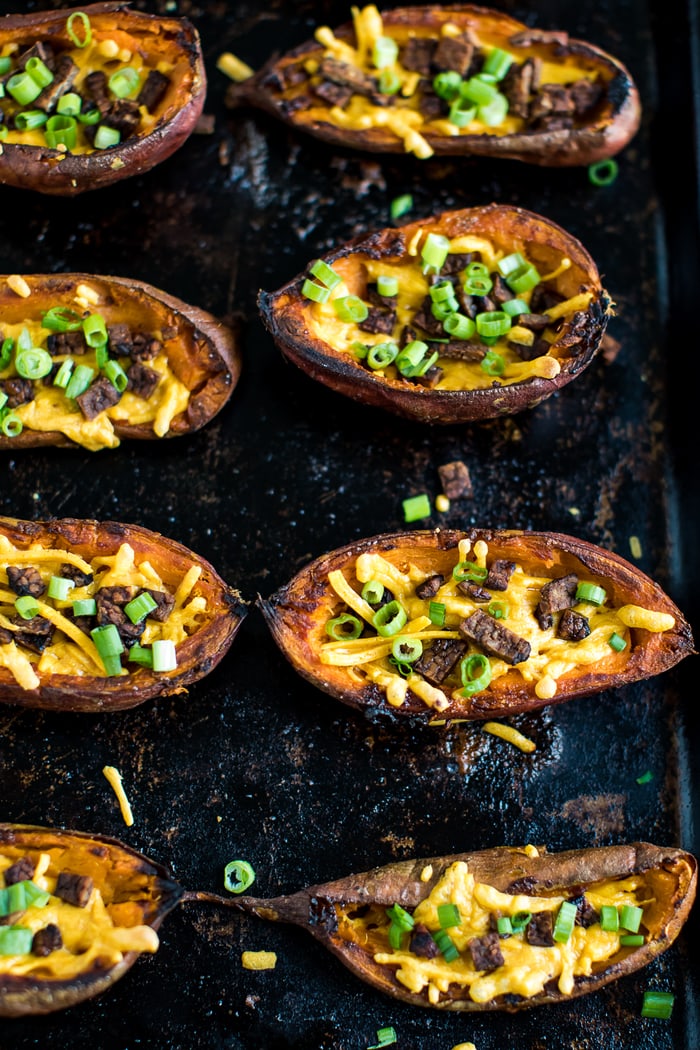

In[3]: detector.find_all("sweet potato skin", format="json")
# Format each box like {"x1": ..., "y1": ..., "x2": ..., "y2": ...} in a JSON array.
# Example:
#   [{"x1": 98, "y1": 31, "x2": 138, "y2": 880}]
[
  {"x1": 0, "y1": 516, "x2": 246, "y2": 712},
  {"x1": 259, "y1": 528, "x2": 694, "y2": 722},
  {"x1": 237, "y1": 842, "x2": 696, "y2": 1011},
  {"x1": 0, "y1": 823, "x2": 183, "y2": 1018},
  {"x1": 259, "y1": 204, "x2": 611, "y2": 424},
  {"x1": 230, "y1": 5, "x2": 641, "y2": 167},
  {"x1": 0, "y1": 3, "x2": 206, "y2": 195},
  {"x1": 0, "y1": 273, "x2": 240, "y2": 450}
]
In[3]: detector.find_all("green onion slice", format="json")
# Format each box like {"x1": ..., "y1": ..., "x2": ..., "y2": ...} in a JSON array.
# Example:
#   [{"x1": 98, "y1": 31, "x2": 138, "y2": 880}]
[
  {"x1": 15, "y1": 347, "x2": 52, "y2": 380},
  {"x1": 0, "y1": 338, "x2": 13, "y2": 370},
  {"x1": 448, "y1": 99, "x2": 476, "y2": 127},
  {"x1": 620, "y1": 904, "x2": 643, "y2": 933},
  {"x1": 396, "y1": 341, "x2": 437, "y2": 378},
  {"x1": 373, "y1": 35, "x2": 398, "y2": 69},
  {"x1": 431, "y1": 298, "x2": 458, "y2": 321},
  {"x1": 104, "y1": 359, "x2": 128, "y2": 392},
  {"x1": 608, "y1": 632, "x2": 626, "y2": 652},
  {"x1": 0, "y1": 393, "x2": 6, "y2": 412},
  {"x1": 94, "y1": 125, "x2": 121, "y2": 150},
  {"x1": 430, "y1": 279, "x2": 456, "y2": 303},
  {"x1": 301, "y1": 279, "x2": 330, "y2": 304},
  {"x1": 443, "y1": 312, "x2": 475, "y2": 339},
  {"x1": 124, "y1": 592, "x2": 158, "y2": 625},
  {"x1": 390, "y1": 194, "x2": 413, "y2": 220},
  {"x1": 481, "y1": 350, "x2": 505, "y2": 376},
  {"x1": 0, "y1": 126, "x2": 8, "y2": 142},
  {"x1": 351, "y1": 341, "x2": 369, "y2": 360},
  {"x1": 510, "y1": 911, "x2": 531, "y2": 934},
  {"x1": 0, "y1": 57, "x2": 11, "y2": 76},
  {"x1": 78, "y1": 108, "x2": 101, "y2": 126},
  {"x1": 0, "y1": 926, "x2": 33, "y2": 955},
  {"x1": 108, "y1": 67, "x2": 140, "y2": 98},
  {"x1": 372, "y1": 600, "x2": 407, "y2": 638},
  {"x1": 599, "y1": 904, "x2": 619, "y2": 932},
  {"x1": 57, "y1": 92, "x2": 82, "y2": 116},
  {"x1": 388, "y1": 922, "x2": 405, "y2": 950},
  {"x1": 433, "y1": 70, "x2": 462, "y2": 101},
  {"x1": 576, "y1": 582, "x2": 606, "y2": 605},
  {"x1": 367, "y1": 342, "x2": 399, "y2": 369},
  {"x1": 476, "y1": 310, "x2": 511, "y2": 338},
  {"x1": 376, "y1": 274, "x2": 398, "y2": 297},
  {"x1": 482, "y1": 47, "x2": 514, "y2": 80},
  {"x1": 636, "y1": 770, "x2": 654, "y2": 785},
  {"x1": 14, "y1": 110, "x2": 48, "y2": 131},
  {"x1": 641, "y1": 989, "x2": 674, "y2": 1019},
  {"x1": 553, "y1": 901, "x2": 577, "y2": 943},
  {"x1": 0, "y1": 411, "x2": 22, "y2": 438},
  {"x1": 309, "y1": 259, "x2": 341, "y2": 290},
  {"x1": 65, "y1": 364, "x2": 94, "y2": 400},
  {"x1": 45, "y1": 114, "x2": 77, "y2": 150},
  {"x1": 224, "y1": 859, "x2": 256, "y2": 894},
  {"x1": 385, "y1": 903, "x2": 414, "y2": 930},
  {"x1": 437, "y1": 903, "x2": 461, "y2": 929},
  {"x1": 367, "y1": 1025, "x2": 398, "y2": 1048},
  {"x1": 67, "y1": 11, "x2": 92, "y2": 48},
  {"x1": 452, "y1": 560, "x2": 487, "y2": 583},
  {"x1": 25, "y1": 56, "x2": 54, "y2": 89},
  {"x1": 502, "y1": 298, "x2": 529, "y2": 317},
  {"x1": 333, "y1": 295, "x2": 369, "y2": 324},
  {"x1": 53, "y1": 359, "x2": 75, "y2": 389},
  {"x1": 588, "y1": 159, "x2": 619, "y2": 187},
  {"x1": 360, "y1": 580, "x2": 384, "y2": 605},
  {"x1": 378, "y1": 68, "x2": 401, "y2": 95},
  {"x1": 402, "y1": 493, "x2": 431, "y2": 522},
  {"x1": 460, "y1": 653, "x2": 491, "y2": 696},
  {"x1": 433, "y1": 928, "x2": 460, "y2": 962},
  {"x1": 72, "y1": 598, "x2": 97, "y2": 617},
  {"x1": 42, "y1": 306, "x2": 83, "y2": 332},
  {"x1": 152, "y1": 639, "x2": 177, "y2": 672},
  {"x1": 83, "y1": 313, "x2": 108, "y2": 348},
  {"x1": 488, "y1": 600, "x2": 509, "y2": 620},
  {"x1": 128, "y1": 644, "x2": 154, "y2": 668},
  {"x1": 497, "y1": 252, "x2": 527, "y2": 277},
  {"x1": 620, "y1": 934, "x2": 645, "y2": 947},
  {"x1": 391, "y1": 636, "x2": 422, "y2": 664},
  {"x1": 421, "y1": 233, "x2": 450, "y2": 273},
  {"x1": 478, "y1": 92, "x2": 509, "y2": 126},
  {"x1": 496, "y1": 915, "x2": 513, "y2": 936},
  {"x1": 91, "y1": 624, "x2": 124, "y2": 659},
  {"x1": 325, "y1": 613, "x2": 363, "y2": 640},
  {"x1": 428, "y1": 601, "x2": 445, "y2": 626},
  {"x1": 47, "y1": 575, "x2": 75, "y2": 601},
  {"x1": 15, "y1": 596, "x2": 39, "y2": 620},
  {"x1": 6, "y1": 72, "x2": 42, "y2": 106},
  {"x1": 463, "y1": 274, "x2": 493, "y2": 296}
]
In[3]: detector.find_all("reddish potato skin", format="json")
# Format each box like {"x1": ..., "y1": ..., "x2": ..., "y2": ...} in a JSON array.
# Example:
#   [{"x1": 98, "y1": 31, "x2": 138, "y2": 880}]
[
  {"x1": 0, "y1": 3, "x2": 206, "y2": 195},
  {"x1": 230, "y1": 5, "x2": 641, "y2": 167},
  {"x1": 0, "y1": 516, "x2": 246, "y2": 712},
  {"x1": 0, "y1": 823, "x2": 183, "y2": 1018},
  {"x1": 259, "y1": 528, "x2": 694, "y2": 723},
  {"x1": 236, "y1": 842, "x2": 696, "y2": 1011},
  {"x1": 0, "y1": 274, "x2": 241, "y2": 450},
  {"x1": 259, "y1": 204, "x2": 610, "y2": 424}
]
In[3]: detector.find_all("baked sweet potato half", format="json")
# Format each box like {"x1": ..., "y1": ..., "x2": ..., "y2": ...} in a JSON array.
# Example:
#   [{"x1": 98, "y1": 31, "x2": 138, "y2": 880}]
[
  {"x1": 0, "y1": 273, "x2": 240, "y2": 451},
  {"x1": 0, "y1": 823, "x2": 184, "y2": 1018},
  {"x1": 259, "y1": 204, "x2": 610, "y2": 424},
  {"x1": 228, "y1": 4, "x2": 640, "y2": 166},
  {"x1": 0, "y1": 515, "x2": 246, "y2": 712},
  {"x1": 0, "y1": 2, "x2": 206, "y2": 195},
  {"x1": 259, "y1": 528, "x2": 693, "y2": 722},
  {"x1": 221, "y1": 842, "x2": 696, "y2": 1012}
]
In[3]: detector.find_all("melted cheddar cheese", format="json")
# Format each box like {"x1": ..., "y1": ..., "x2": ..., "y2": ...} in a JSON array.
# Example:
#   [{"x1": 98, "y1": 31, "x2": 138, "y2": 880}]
[
  {"x1": 0, "y1": 533, "x2": 207, "y2": 687},
  {"x1": 369, "y1": 860, "x2": 650, "y2": 1004},
  {"x1": 319, "y1": 537, "x2": 674, "y2": 711}
]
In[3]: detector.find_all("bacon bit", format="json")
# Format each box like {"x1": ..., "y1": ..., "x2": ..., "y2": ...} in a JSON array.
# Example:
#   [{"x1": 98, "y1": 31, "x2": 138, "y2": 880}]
[
  {"x1": 7, "y1": 275, "x2": 31, "y2": 298},
  {"x1": 217, "y1": 52, "x2": 255, "y2": 83},
  {"x1": 483, "y1": 721, "x2": 536, "y2": 753},
  {"x1": 241, "y1": 950, "x2": 277, "y2": 970},
  {"x1": 102, "y1": 765, "x2": 134, "y2": 826}
]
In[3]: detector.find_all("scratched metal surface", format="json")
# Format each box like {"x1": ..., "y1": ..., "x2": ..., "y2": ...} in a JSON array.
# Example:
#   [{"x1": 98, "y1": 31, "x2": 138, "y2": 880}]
[{"x1": 0, "y1": 0, "x2": 697, "y2": 1048}]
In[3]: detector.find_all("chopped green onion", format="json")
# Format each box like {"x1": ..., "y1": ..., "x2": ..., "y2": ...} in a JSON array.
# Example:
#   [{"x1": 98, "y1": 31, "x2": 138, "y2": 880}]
[
  {"x1": 301, "y1": 279, "x2": 330, "y2": 303},
  {"x1": 361, "y1": 580, "x2": 384, "y2": 605},
  {"x1": 402, "y1": 493, "x2": 431, "y2": 522},
  {"x1": 82, "y1": 313, "x2": 108, "y2": 348},
  {"x1": 6, "y1": 72, "x2": 42, "y2": 106},
  {"x1": 576, "y1": 582, "x2": 606, "y2": 605},
  {"x1": 636, "y1": 770, "x2": 654, "y2": 785},
  {"x1": 333, "y1": 296, "x2": 369, "y2": 323},
  {"x1": 0, "y1": 926, "x2": 33, "y2": 955},
  {"x1": 0, "y1": 338, "x2": 13, "y2": 370},
  {"x1": 104, "y1": 359, "x2": 128, "y2": 392},
  {"x1": 373, "y1": 35, "x2": 398, "y2": 69},
  {"x1": 108, "y1": 67, "x2": 140, "y2": 99},
  {"x1": 25, "y1": 56, "x2": 54, "y2": 89},
  {"x1": 437, "y1": 903, "x2": 461, "y2": 929},
  {"x1": 390, "y1": 194, "x2": 413, "y2": 220},
  {"x1": 478, "y1": 92, "x2": 509, "y2": 126},
  {"x1": 128, "y1": 644, "x2": 154, "y2": 668},
  {"x1": 91, "y1": 624, "x2": 124, "y2": 659},
  {"x1": 14, "y1": 110, "x2": 47, "y2": 131},
  {"x1": 376, "y1": 275, "x2": 398, "y2": 297},
  {"x1": 448, "y1": 98, "x2": 476, "y2": 127},
  {"x1": 502, "y1": 298, "x2": 529, "y2": 317},
  {"x1": 483, "y1": 47, "x2": 514, "y2": 80},
  {"x1": 443, "y1": 312, "x2": 475, "y2": 339},
  {"x1": 433, "y1": 70, "x2": 462, "y2": 101},
  {"x1": 497, "y1": 252, "x2": 527, "y2": 277},
  {"x1": 429, "y1": 601, "x2": 446, "y2": 626},
  {"x1": 620, "y1": 905, "x2": 643, "y2": 933},
  {"x1": 0, "y1": 393, "x2": 6, "y2": 412},
  {"x1": 67, "y1": 11, "x2": 92, "y2": 48},
  {"x1": 124, "y1": 592, "x2": 158, "y2": 625},
  {"x1": 224, "y1": 859, "x2": 256, "y2": 894},
  {"x1": 378, "y1": 68, "x2": 401, "y2": 95},
  {"x1": 372, "y1": 600, "x2": 407, "y2": 637},
  {"x1": 0, "y1": 126, "x2": 7, "y2": 142},
  {"x1": 553, "y1": 901, "x2": 577, "y2": 943},
  {"x1": 367, "y1": 1025, "x2": 397, "y2": 1048},
  {"x1": 47, "y1": 576, "x2": 75, "y2": 601},
  {"x1": 599, "y1": 904, "x2": 619, "y2": 932},
  {"x1": 309, "y1": 259, "x2": 341, "y2": 290},
  {"x1": 620, "y1": 934, "x2": 645, "y2": 946},
  {"x1": 95, "y1": 345, "x2": 109, "y2": 370},
  {"x1": 152, "y1": 639, "x2": 177, "y2": 672},
  {"x1": 44, "y1": 114, "x2": 77, "y2": 150},
  {"x1": 0, "y1": 880, "x2": 49, "y2": 914},
  {"x1": 65, "y1": 364, "x2": 94, "y2": 400},
  {"x1": 72, "y1": 598, "x2": 97, "y2": 617},
  {"x1": 57, "y1": 92, "x2": 82, "y2": 116},
  {"x1": 460, "y1": 653, "x2": 491, "y2": 696},
  {"x1": 452, "y1": 560, "x2": 487, "y2": 583},
  {"x1": 507, "y1": 265, "x2": 541, "y2": 294},
  {"x1": 430, "y1": 280, "x2": 457, "y2": 303},
  {"x1": 389, "y1": 657, "x2": 413, "y2": 678},
  {"x1": 396, "y1": 340, "x2": 437, "y2": 378},
  {"x1": 641, "y1": 990, "x2": 674, "y2": 1019},
  {"x1": 421, "y1": 233, "x2": 450, "y2": 273},
  {"x1": 460, "y1": 75, "x2": 498, "y2": 106},
  {"x1": 608, "y1": 632, "x2": 626, "y2": 651},
  {"x1": 15, "y1": 347, "x2": 52, "y2": 380},
  {"x1": 94, "y1": 125, "x2": 121, "y2": 150},
  {"x1": 325, "y1": 613, "x2": 363, "y2": 640},
  {"x1": 78, "y1": 108, "x2": 101, "y2": 126},
  {"x1": 476, "y1": 311, "x2": 511, "y2": 338},
  {"x1": 0, "y1": 412, "x2": 22, "y2": 438},
  {"x1": 433, "y1": 928, "x2": 459, "y2": 962},
  {"x1": 42, "y1": 306, "x2": 83, "y2": 332},
  {"x1": 367, "y1": 342, "x2": 398, "y2": 369},
  {"x1": 385, "y1": 903, "x2": 414, "y2": 931},
  {"x1": 391, "y1": 636, "x2": 423, "y2": 664},
  {"x1": 53, "y1": 359, "x2": 75, "y2": 388},
  {"x1": 388, "y1": 922, "x2": 406, "y2": 949},
  {"x1": 351, "y1": 341, "x2": 369, "y2": 360},
  {"x1": 465, "y1": 261, "x2": 489, "y2": 278},
  {"x1": 488, "y1": 600, "x2": 509, "y2": 620},
  {"x1": 510, "y1": 911, "x2": 531, "y2": 934},
  {"x1": 496, "y1": 915, "x2": 513, "y2": 936},
  {"x1": 15, "y1": 596, "x2": 39, "y2": 620},
  {"x1": 0, "y1": 57, "x2": 11, "y2": 76},
  {"x1": 481, "y1": 350, "x2": 505, "y2": 376},
  {"x1": 17, "y1": 327, "x2": 33, "y2": 353},
  {"x1": 588, "y1": 159, "x2": 619, "y2": 187},
  {"x1": 463, "y1": 273, "x2": 493, "y2": 296},
  {"x1": 431, "y1": 298, "x2": 458, "y2": 321}
]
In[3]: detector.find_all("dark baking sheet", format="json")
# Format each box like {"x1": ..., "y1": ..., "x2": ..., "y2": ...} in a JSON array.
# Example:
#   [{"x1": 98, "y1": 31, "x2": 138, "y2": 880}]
[{"x1": 0, "y1": 1, "x2": 698, "y2": 1047}]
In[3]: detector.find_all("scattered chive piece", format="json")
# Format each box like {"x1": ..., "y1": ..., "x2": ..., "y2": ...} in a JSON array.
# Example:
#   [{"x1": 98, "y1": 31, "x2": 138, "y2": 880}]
[
  {"x1": 15, "y1": 348, "x2": 52, "y2": 380},
  {"x1": 108, "y1": 67, "x2": 140, "y2": 98},
  {"x1": 333, "y1": 295, "x2": 369, "y2": 323},
  {"x1": 385, "y1": 903, "x2": 414, "y2": 931},
  {"x1": 47, "y1": 575, "x2": 75, "y2": 601},
  {"x1": 83, "y1": 313, "x2": 108, "y2": 348},
  {"x1": 588, "y1": 158, "x2": 619, "y2": 186},
  {"x1": 72, "y1": 598, "x2": 97, "y2": 617},
  {"x1": 0, "y1": 927, "x2": 33, "y2": 955},
  {"x1": 488, "y1": 600, "x2": 509, "y2": 620},
  {"x1": 599, "y1": 904, "x2": 619, "y2": 932},
  {"x1": 510, "y1": 911, "x2": 531, "y2": 934},
  {"x1": 0, "y1": 126, "x2": 8, "y2": 141},
  {"x1": 553, "y1": 900, "x2": 577, "y2": 943},
  {"x1": 94, "y1": 125, "x2": 121, "y2": 150},
  {"x1": 372, "y1": 600, "x2": 407, "y2": 638},
  {"x1": 608, "y1": 632, "x2": 626, "y2": 652},
  {"x1": 361, "y1": 580, "x2": 384, "y2": 605},
  {"x1": 641, "y1": 990, "x2": 674, "y2": 1019},
  {"x1": 576, "y1": 582, "x2": 606, "y2": 605},
  {"x1": 480, "y1": 350, "x2": 505, "y2": 376},
  {"x1": 421, "y1": 232, "x2": 450, "y2": 273},
  {"x1": 67, "y1": 11, "x2": 92, "y2": 48},
  {"x1": 152, "y1": 639, "x2": 177, "y2": 672},
  {"x1": 367, "y1": 1026, "x2": 398, "y2": 1048},
  {"x1": 124, "y1": 592, "x2": 158, "y2": 625},
  {"x1": 428, "y1": 601, "x2": 445, "y2": 627},
  {"x1": 496, "y1": 915, "x2": 513, "y2": 936},
  {"x1": 390, "y1": 194, "x2": 413, "y2": 220},
  {"x1": 6, "y1": 72, "x2": 43, "y2": 106},
  {"x1": 45, "y1": 114, "x2": 77, "y2": 150},
  {"x1": 376, "y1": 275, "x2": 399, "y2": 297},
  {"x1": 367, "y1": 342, "x2": 399, "y2": 369},
  {"x1": 433, "y1": 928, "x2": 460, "y2": 962},
  {"x1": 620, "y1": 905, "x2": 643, "y2": 933},
  {"x1": 128, "y1": 644, "x2": 154, "y2": 668},
  {"x1": 0, "y1": 412, "x2": 22, "y2": 438},
  {"x1": 53, "y1": 359, "x2": 75, "y2": 388},
  {"x1": 402, "y1": 493, "x2": 431, "y2": 522},
  {"x1": 437, "y1": 903, "x2": 461, "y2": 929},
  {"x1": 325, "y1": 613, "x2": 363, "y2": 640},
  {"x1": 460, "y1": 653, "x2": 491, "y2": 696},
  {"x1": 15, "y1": 596, "x2": 39, "y2": 620},
  {"x1": 309, "y1": 259, "x2": 341, "y2": 290},
  {"x1": 224, "y1": 859, "x2": 256, "y2": 894},
  {"x1": 301, "y1": 278, "x2": 330, "y2": 304},
  {"x1": 104, "y1": 359, "x2": 129, "y2": 392},
  {"x1": 452, "y1": 560, "x2": 487, "y2": 583},
  {"x1": 636, "y1": 770, "x2": 654, "y2": 785},
  {"x1": 372, "y1": 35, "x2": 398, "y2": 69},
  {"x1": 620, "y1": 934, "x2": 645, "y2": 947},
  {"x1": 65, "y1": 364, "x2": 95, "y2": 400},
  {"x1": 391, "y1": 636, "x2": 422, "y2": 664}
]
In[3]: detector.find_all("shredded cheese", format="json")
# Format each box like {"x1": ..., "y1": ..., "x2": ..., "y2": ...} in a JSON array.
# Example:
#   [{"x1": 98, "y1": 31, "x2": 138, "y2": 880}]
[
  {"x1": 7, "y1": 275, "x2": 30, "y2": 298},
  {"x1": 217, "y1": 51, "x2": 255, "y2": 82},
  {"x1": 241, "y1": 950, "x2": 277, "y2": 970},
  {"x1": 483, "y1": 721, "x2": 536, "y2": 753},
  {"x1": 103, "y1": 765, "x2": 135, "y2": 827}
]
